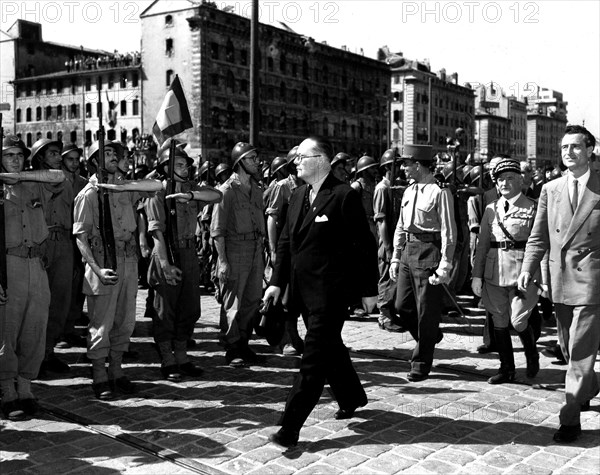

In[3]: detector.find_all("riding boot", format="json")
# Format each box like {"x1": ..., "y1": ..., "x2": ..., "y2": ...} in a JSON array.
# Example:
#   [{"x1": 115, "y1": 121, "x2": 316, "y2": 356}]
[
  {"x1": 488, "y1": 327, "x2": 516, "y2": 384},
  {"x1": 518, "y1": 324, "x2": 539, "y2": 378}
]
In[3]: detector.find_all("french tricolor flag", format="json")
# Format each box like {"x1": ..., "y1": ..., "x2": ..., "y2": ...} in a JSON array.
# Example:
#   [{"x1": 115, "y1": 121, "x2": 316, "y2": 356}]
[{"x1": 152, "y1": 75, "x2": 193, "y2": 146}]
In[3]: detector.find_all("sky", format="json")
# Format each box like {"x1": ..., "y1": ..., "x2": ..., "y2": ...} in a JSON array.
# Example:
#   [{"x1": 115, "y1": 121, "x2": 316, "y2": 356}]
[{"x1": 2, "y1": 0, "x2": 599, "y2": 137}]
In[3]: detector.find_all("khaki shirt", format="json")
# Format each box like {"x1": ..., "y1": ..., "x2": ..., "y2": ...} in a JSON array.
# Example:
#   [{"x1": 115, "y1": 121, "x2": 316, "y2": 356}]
[
  {"x1": 3, "y1": 182, "x2": 49, "y2": 249},
  {"x1": 211, "y1": 173, "x2": 264, "y2": 241},
  {"x1": 145, "y1": 180, "x2": 203, "y2": 239},
  {"x1": 392, "y1": 174, "x2": 456, "y2": 270},
  {"x1": 72, "y1": 174, "x2": 140, "y2": 243},
  {"x1": 42, "y1": 171, "x2": 87, "y2": 231},
  {"x1": 266, "y1": 174, "x2": 299, "y2": 218}
]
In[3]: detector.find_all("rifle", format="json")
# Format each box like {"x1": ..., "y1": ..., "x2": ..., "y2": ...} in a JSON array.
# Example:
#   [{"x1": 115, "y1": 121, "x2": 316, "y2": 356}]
[
  {"x1": 0, "y1": 113, "x2": 7, "y2": 292},
  {"x1": 96, "y1": 91, "x2": 117, "y2": 271},
  {"x1": 165, "y1": 139, "x2": 180, "y2": 266}
]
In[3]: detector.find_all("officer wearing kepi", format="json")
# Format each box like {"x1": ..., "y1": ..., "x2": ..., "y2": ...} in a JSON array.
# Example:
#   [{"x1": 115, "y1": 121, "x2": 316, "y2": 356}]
[
  {"x1": 390, "y1": 144, "x2": 456, "y2": 382},
  {"x1": 472, "y1": 157, "x2": 540, "y2": 385}
]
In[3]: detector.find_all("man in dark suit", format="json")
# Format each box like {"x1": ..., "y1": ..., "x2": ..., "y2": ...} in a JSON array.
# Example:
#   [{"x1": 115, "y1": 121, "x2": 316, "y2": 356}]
[
  {"x1": 264, "y1": 136, "x2": 378, "y2": 448},
  {"x1": 518, "y1": 124, "x2": 600, "y2": 443}
]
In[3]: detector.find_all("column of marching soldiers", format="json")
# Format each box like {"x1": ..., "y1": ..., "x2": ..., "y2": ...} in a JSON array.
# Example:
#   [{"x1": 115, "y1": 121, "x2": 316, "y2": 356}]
[{"x1": 0, "y1": 126, "x2": 597, "y2": 446}]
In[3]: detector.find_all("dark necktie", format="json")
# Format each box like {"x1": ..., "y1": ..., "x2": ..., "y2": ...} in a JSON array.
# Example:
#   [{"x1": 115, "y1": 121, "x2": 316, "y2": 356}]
[
  {"x1": 301, "y1": 185, "x2": 311, "y2": 218},
  {"x1": 571, "y1": 179, "x2": 579, "y2": 212},
  {"x1": 504, "y1": 200, "x2": 509, "y2": 213}
]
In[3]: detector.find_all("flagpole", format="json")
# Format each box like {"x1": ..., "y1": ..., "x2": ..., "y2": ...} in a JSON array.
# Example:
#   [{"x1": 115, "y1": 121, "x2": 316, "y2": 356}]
[{"x1": 249, "y1": 0, "x2": 259, "y2": 146}]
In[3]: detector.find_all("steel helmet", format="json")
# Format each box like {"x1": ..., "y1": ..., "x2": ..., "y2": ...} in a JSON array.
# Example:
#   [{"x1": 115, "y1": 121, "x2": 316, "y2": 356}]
[
  {"x1": 87, "y1": 140, "x2": 126, "y2": 162},
  {"x1": 231, "y1": 142, "x2": 257, "y2": 168},
  {"x1": 30, "y1": 138, "x2": 63, "y2": 166},
  {"x1": 2, "y1": 135, "x2": 31, "y2": 160},
  {"x1": 215, "y1": 162, "x2": 232, "y2": 179},
  {"x1": 379, "y1": 149, "x2": 397, "y2": 168},
  {"x1": 331, "y1": 152, "x2": 350, "y2": 168},
  {"x1": 199, "y1": 161, "x2": 215, "y2": 176},
  {"x1": 286, "y1": 145, "x2": 299, "y2": 163},
  {"x1": 61, "y1": 143, "x2": 83, "y2": 158},
  {"x1": 356, "y1": 155, "x2": 377, "y2": 174},
  {"x1": 270, "y1": 156, "x2": 288, "y2": 175}
]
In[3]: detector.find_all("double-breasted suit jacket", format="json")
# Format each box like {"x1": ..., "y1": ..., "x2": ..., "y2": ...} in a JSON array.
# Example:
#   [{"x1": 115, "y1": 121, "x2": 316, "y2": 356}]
[{"x1": 522, "y1": 170, "x2": 600, "y2": 426}]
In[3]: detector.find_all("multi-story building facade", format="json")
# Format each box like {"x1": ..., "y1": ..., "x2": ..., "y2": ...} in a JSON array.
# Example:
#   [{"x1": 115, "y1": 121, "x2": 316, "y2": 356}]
[
  {"x1": 3, "y1": 20, "x2": 144, "y2": 162},
  {"x1": 14, "y1": 64, "x2": 143, "y2": 150},
  {"x1": 473, "y1": 83, "x2": 528, "y2": 160},
  {"x1": 386, "y1": 52, "x2": 475, "y2": 158},
  {"x1": 141, "y1": 1, "x2": 390, "y2": 162},
  {"x1": 526, "y1": 87, "x2": 568, "y2": 166}
]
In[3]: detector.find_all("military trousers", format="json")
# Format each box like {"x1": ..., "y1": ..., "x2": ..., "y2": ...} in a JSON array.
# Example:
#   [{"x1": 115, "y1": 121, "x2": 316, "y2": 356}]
[
  {"x1": 395, "y1": 240, "x2": 443, "y2": 376},
  {"x1": 44, "y1": 234, "x2": 74, "y2": 353},
  {"x1": 0, "y1": 255, "x2": 50, "y2": 381},
  {"x1": 219, "y1": 239, "x2": 264, "y2": 350},
  {"x1": 86, "y1": 258, "x2": 137, "y2": 360},
  {"x1": 149, "y1": 247, "x2": 201, "y2": 343}
]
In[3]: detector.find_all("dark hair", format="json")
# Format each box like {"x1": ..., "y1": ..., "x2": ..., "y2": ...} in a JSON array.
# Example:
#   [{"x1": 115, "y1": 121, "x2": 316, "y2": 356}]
[
  {"x1": 564, "y1": 124, "x2": 596, "y2": 148},
  {"x1": 307, "y1": 135, "x2": 334, "y2": 161}
]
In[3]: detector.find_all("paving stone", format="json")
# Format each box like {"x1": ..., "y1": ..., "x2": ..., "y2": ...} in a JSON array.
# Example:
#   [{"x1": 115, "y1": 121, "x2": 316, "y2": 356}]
[
  {"x1": 410, "y1": 458, "x2": 461, "y2": 474},
  {"x1": 479, "y1": 449, "x2": 523, "y2": 468},
  {"x1": 362, "y1": 452, "x2": 418, "y2": 473},
  {"x1": 219, "y1": 456, "x2": 260, "y2": 473},
  {"x1": 427, "y1": 447, "x2": 477, "y2": 466},
  {"x1": 505, "y1": 463, "x2": 553, "y2": 474},
  {"x1": 0, "y1": 459, "x2": 36, "y2": 474},
  {"x1": 294, "y1": 464, "x2": 345, "y2": 475},
  {"x1": 319, "y1": 449, "x2": 369, "y2": 471}
]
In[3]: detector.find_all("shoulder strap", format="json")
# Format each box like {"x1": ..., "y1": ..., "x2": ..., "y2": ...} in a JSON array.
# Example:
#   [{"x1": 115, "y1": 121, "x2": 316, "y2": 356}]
[{"x1": 493, "y1": 200, "x2": 517, "y2": 242}]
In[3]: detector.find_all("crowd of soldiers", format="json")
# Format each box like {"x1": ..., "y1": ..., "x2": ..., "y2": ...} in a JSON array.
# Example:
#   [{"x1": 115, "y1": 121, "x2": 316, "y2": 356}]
[{"x1": 1, "y1": 124, "x2": 598, "y2": 446}]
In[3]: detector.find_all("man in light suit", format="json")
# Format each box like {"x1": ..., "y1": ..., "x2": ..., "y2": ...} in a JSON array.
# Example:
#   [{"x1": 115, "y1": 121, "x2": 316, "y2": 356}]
[
  {"x1": 518, "y1": 124, "x2": 600, "y2": 443},
  {"x1": 264, "y1": 136, "x2": 378, "y2": 448}
]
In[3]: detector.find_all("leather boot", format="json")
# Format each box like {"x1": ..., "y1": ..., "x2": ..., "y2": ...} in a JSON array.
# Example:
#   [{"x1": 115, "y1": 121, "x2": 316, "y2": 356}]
[
  {"x1": 488, "y1": 327, "x2": 516, "y2": 384},
  {"x1": 518, "y1": 325, "x2": 539, "y2": 378}
]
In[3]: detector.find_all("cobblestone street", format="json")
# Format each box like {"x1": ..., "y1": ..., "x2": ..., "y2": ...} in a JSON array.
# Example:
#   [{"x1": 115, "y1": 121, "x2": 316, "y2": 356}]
[{"x1": 1, "y1": 290, "x2": 599, "y2": 474}]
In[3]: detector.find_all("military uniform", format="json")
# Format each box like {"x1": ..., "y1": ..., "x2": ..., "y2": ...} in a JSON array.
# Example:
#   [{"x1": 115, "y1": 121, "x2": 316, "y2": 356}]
[
  {"x1": 0, "y1": 182, "x2": 52, "y2": 401},
  {"x1": 473, "y1": 194, "x2": 540, "y2": 330},
  {"x1": 473, "y1": 157, "x2": 541, "y2": 384},
  {"x1": 351, "y1": 177, "x2": 377, "y2": 240},
  {"x1": 392, "y1": 165, "x2": 456, "y2": 379},
  {"x1": 145, "y1": 180, "x2": 204, "y2": 373},
  {"x1": 211, "y1": 172, "x2": 265, "y2": 360},
  {"x1": 73, "y1": 174, "x2": 141, "y2": 383},
  {"x1": 373, "y1": 176, "x2": 398, "y2": 325}
]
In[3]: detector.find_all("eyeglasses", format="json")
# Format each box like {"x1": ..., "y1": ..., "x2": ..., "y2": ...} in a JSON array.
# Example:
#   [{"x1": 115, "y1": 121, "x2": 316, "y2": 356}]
[{"x1": 295, "y1": 154, "x2": 322, "y2": 162}]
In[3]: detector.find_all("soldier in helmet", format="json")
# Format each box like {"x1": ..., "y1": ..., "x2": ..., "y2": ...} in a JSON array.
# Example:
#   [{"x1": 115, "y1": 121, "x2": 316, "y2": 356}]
[
  {"x1": 145, "y1": 147, "x2": 219, "y2": 381},
  {"x1": 331, "y1": 152, "x2": 351, "y2": 184},
  {"x1": 265, "y1": 145, "x2": 304, "y2": 356},
  {"x1": 28, "y1": 138, "x2": 88, "y2": 377},
  {"x1": 389, "y1": 144, "x2": 456, "y2": 382},
  {"x1": 211, "y1": 142, "x2": 265, "y2": 367},
  {"x1": 73, "y1": 140, "x2": 161, "y2": 399},
  {"x1": 373, "y1": 149, "x2": 404, "y2": 332},
  {"x1": 215, "y1": 163, "x2": 233, "y2": 184},
  {"x1": 351, "y1": 155, "x2": 379, "y2": 241},
  {"x1": 0, "y1": 135, "x2": 65, "y2": 421},
  {"x1": 57, "y1": 144, "x2": 88, "y2": 350}
]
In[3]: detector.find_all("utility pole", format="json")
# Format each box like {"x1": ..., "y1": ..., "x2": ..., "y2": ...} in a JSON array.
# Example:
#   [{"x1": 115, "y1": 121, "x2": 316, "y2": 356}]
[{"x1": 249, "y1": 0, "x2": 259, "y2": 146}]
